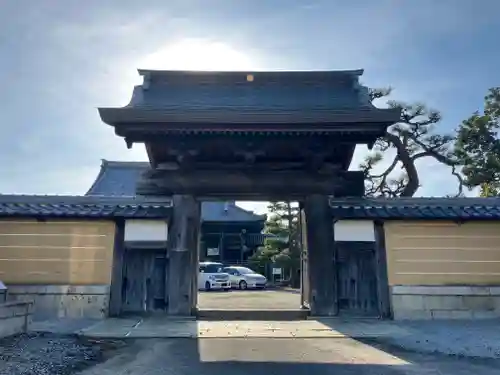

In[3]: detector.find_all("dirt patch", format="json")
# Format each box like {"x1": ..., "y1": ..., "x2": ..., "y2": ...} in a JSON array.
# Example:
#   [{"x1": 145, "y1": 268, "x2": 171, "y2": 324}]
[{"x1": 0, "y1": 332, "x2": 126, "y2": 375}]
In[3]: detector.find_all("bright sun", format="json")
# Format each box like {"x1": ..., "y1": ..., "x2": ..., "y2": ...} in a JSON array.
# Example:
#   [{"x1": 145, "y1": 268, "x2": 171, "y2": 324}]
[{"x1": 138, "y1": 39, "x2": 258, "y2": 71}]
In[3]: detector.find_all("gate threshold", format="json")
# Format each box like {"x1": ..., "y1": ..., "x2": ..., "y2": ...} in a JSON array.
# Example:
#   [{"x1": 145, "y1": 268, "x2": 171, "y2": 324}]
[{"x1": 196, "y1": 308, "x2": 310, "y2": 321}]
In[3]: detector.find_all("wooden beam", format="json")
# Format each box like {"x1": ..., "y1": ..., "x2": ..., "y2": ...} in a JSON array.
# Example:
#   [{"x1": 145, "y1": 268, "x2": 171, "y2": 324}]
[
  {"x1": 374, "y1": 220, "x2": 392, "y2": 319},
  {"x1": 136, "y1": 170, "x2": 365, "y2": 198},
  {"x1": 145, "y1": 143, "x2": 157, "y2": 168},
  {"x1": 304, "y1": 195, "x2": 337, "y2": 316},
  {"x1": 167, "y1": 195, "x2": 201, "y2": 316},
  {"x1": 157, "y1": 161, "x2": 343, "y2": 172},
  {"x1": 109, "y1": 219, "x2": 125, "y2": 317}
]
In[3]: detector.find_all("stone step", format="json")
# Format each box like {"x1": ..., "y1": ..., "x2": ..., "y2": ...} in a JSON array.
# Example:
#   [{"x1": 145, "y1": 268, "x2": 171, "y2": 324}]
[{"x1": 196, "y1": 308, "x2": 310, "y2": 321}]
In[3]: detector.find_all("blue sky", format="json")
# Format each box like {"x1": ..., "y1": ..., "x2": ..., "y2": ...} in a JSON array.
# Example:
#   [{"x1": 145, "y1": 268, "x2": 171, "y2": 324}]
[{"x1": 1, "y1": 0, "x2": 499, "y2": 214}]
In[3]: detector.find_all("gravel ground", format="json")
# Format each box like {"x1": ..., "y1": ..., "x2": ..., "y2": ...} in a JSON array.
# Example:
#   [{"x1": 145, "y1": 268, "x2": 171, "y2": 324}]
[
  {"x1": 386, "y1": 320, "x2": 500, "y2": 359},
  {"x1": 0, "y1": 333, "x2": 125, "y2": 375},
  {"x1": 198, "y1": 289, "x2": 301, "y2": 310}
]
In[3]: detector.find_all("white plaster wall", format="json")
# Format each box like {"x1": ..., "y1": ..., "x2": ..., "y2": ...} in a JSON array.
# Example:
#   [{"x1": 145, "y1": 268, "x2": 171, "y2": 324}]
[
  {"x1": 124, "y1": 220, "x2": 168, "y2": 242},
  {"x1": 334, "y1": 220, "x2": 375, "y2": 242}
]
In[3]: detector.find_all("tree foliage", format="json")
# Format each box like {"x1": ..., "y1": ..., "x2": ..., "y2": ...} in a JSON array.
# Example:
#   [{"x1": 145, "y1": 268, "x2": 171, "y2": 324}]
[
  {"x1": 454, "y1": 88, "x2": 500, "y2": 196},
  {"x1": 361, "y1": 88, "x2": 463, "y2": 197},
  {"x1": 249, "y1": 202, "x2": 301, "y2": 286}
]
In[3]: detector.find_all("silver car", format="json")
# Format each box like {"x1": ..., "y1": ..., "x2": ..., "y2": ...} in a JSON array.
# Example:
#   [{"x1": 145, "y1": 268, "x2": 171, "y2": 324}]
[{"x1": 223, "y1": 266, "x2": 267, "y2": 289}]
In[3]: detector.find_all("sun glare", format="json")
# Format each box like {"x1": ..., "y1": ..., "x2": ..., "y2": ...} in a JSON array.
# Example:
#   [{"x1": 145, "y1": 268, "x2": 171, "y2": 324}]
[{"x1": 139, "y1": 39, "x2": 258, "y2": 71}]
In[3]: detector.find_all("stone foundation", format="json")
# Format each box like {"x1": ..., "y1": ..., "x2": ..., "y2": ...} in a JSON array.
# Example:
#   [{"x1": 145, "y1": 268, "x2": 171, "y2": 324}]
[
  {"x1": 0, "y1": 301, "x2": 33, "y2": 338},
  {"x1": 6, "y1": 285, "x2": 109, "y2": 320},
  {"x1": 391, "y1": 285, "x2": 500, "y2": 320}
]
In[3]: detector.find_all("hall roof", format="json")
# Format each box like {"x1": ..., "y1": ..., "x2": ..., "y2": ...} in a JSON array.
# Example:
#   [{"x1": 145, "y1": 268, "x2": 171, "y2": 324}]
[
  {"x1": 329, "y1": 197, "x2": 500, "y2": 220},
  {"x1": 99, "y1": 69, "x2": 401, "y2": 130},
  {"x1": 86, "y1": 160, "x2": 266, "y2": 222}
]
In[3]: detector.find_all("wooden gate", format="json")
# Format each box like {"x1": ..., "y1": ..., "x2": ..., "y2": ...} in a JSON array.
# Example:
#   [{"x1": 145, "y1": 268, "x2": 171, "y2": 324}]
[
  {"x1": 299, "y1": 208, "x2": 310, "y2": 308},
  {"x1": 336, "y1": 242, "x2": 379, "y2": 316},
  {"x1": 121, "y1": 248, "x2": 167, "y2": 313}
]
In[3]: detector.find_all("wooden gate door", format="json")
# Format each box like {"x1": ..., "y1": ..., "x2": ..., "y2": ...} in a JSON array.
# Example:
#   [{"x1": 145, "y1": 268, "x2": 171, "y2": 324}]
[
  {"x1": 121, "y1": 248, "x2": 167, "y2": 314},
  {"x1": 152, "y1": 251, "x2": 167, "y2": 310},
  {"x1": 299, "y1": 209, "x2": 310, "y2": 309},
  {"x1": 336, "y1": 242, "x2": 379, "y2": 316}
]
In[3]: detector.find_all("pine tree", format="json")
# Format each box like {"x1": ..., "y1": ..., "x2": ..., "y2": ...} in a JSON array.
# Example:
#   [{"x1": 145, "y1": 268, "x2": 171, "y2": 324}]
[{"x1": 249, "y1": 201, "x2": 301, "y2": 287}]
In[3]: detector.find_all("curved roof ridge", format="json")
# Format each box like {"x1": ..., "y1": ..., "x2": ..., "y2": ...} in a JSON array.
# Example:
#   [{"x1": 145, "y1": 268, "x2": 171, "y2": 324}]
[
  {"x1": 137, "y1": 69, "x2": 365, "y2": 77},
  {"x1": 86, "y1": 159, "x2": 150, "y2": 197},
  {"x1": 101, "y1": 160, "x2": 150, "y2": 168},
  {"x1": 85, "y1": 159, "x2": 107, "y2": 196}
]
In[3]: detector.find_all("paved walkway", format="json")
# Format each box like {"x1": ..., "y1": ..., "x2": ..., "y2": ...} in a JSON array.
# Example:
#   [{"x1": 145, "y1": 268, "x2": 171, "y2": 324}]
[
  {"x1": 76, "y1": 337, "x2": 500, "y2": 375},
  {"x1": 31, "y1": 317, "x2": 500, "y2": 359},
  {"x1": 73, "y1": 317, "x2": 409, "y2": 339}
]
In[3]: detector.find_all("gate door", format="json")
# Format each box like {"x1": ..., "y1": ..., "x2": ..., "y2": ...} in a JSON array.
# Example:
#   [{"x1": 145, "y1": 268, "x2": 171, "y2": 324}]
[
  {"x1": 121, "y1": 248, "x2": 167, "y2": 313},
  {"x1": 336, "y1": 242, "x2": 379, "y2": 316}
]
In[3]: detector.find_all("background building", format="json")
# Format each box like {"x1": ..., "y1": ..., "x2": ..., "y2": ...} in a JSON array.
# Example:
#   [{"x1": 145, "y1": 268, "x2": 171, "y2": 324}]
[{"x1": 87, "y1": 160, "x2": 267, "y2": 264}]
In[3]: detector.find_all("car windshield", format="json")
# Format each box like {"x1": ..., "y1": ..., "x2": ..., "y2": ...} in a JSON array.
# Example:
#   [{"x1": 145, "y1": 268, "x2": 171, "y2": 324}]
[
  {"x1": 203, "y1": 264, "x2": 224, "y2": 273},
  {"x1": 235, "y1": 267, "x2": 255, "y2": 275}
]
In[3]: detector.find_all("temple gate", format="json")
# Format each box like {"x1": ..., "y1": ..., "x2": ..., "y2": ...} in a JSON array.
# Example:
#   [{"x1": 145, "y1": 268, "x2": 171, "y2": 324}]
[{"x1": 99, "y1": 69, "x2": 399, "y2": 316}]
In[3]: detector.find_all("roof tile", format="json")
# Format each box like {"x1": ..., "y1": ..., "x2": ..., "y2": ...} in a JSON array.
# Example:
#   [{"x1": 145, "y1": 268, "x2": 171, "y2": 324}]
[
  {"x1": 0, "y1": 195, "x2": 172, "y2": 219},
  {"x1": 329, "y1": 197, "x2": 500, "y2": 220}
]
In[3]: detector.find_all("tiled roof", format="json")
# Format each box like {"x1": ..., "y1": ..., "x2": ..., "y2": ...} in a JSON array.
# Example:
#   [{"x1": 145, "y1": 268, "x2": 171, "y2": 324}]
[
  {"x1": 201, "y1": 201, "x2": 266, "y2": 222},
  {"x1": 0, "y1": 195, "x2": 172, "y2": 219},
  {"x1": 98, "y1": 69, "x2": 400, "y2": 127},
  {"x1": 132, "y1": 70, "x2": 368, "y2": 112},
  {"x1": 86, "y1": 160, "x2": 149, "y2": 197},
  {"x1": 329, "y1": 197, "x2": 500, "y2": 220},
  {"x1": 87, "y1": 160, "x2": 265, "y2": 222}
]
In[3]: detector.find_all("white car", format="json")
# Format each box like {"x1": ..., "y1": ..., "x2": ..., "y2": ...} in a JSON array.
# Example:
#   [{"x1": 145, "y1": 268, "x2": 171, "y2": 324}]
[
  {"x1": 198, "y1": 262, "x2": 231, "y2": 291},
  {"x1": 223, "y1": 266, "x2": 267, "y2": 290}
]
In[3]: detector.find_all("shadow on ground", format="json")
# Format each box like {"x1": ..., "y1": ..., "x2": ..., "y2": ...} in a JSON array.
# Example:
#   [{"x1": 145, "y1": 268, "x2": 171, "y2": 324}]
[
  {"x1": 78, "y1": 337, "x2": 500, "y2": 375},
  {"x1": 316, "y1": 317, "x2": 500, "y2": 360}
]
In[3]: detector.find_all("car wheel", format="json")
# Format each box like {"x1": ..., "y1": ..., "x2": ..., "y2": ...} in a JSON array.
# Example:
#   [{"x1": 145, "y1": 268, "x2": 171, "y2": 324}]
[
  {"x1": 239, "y1": 280, "x2": 247, "y2": 290},
  {"x1": 205, "y1": 281, "x2": 211, "y2": 291}
]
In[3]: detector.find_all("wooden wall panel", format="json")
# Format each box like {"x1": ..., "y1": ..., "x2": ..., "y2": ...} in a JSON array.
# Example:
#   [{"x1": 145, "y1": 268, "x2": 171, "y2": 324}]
[
  {"x1": 385, "y1": 221, "x2": 500, "y2": 285},
  {"x1": 0, "y1": 219, "x2": 115, "y2": 285}
]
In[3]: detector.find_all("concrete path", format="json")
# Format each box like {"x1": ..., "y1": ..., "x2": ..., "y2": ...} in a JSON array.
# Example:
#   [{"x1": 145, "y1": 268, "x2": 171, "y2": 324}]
[
  {"x1": 31, "y1": 317, "x2": 500, "y2": 359},
  {"x1": 76, "y1": 337, "x2": 500, "y2": 375},
  {"x1": 73, "y1": 317, "x2": 410, "y2": 339}
]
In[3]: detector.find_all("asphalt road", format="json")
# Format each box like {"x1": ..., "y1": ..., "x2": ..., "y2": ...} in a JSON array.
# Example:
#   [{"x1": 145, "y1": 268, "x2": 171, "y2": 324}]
[
  {"x1": 77, "y1": 337, "x2": 500, "y2": 375},
  {"x1": 198, "y1": 289, "x2": 301, "y2": 310}
]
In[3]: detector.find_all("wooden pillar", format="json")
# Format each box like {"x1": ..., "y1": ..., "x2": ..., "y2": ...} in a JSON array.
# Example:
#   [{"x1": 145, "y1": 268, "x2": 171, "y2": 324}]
[
  {"x1": 219, "y1": 232, "x2": 225, "y2": 262},
  {"x1": 298, "y1": 204, "x2": 308, "y2": 309},
  {"x1": 109, "y1": 219, "x2": 125, "y2": 317},
  {"x1": 374, "y1": 220, "x2": 392, "y2": 319},
  {"x1": 304, "y1": 194, "x2": 337, "y2": 316},
  {"x1": 240, "y1": 231, "x2": 245, "y2": 262},
  {"x1": 167, "y1": 195, "x2": 201, "y2": 316}
]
